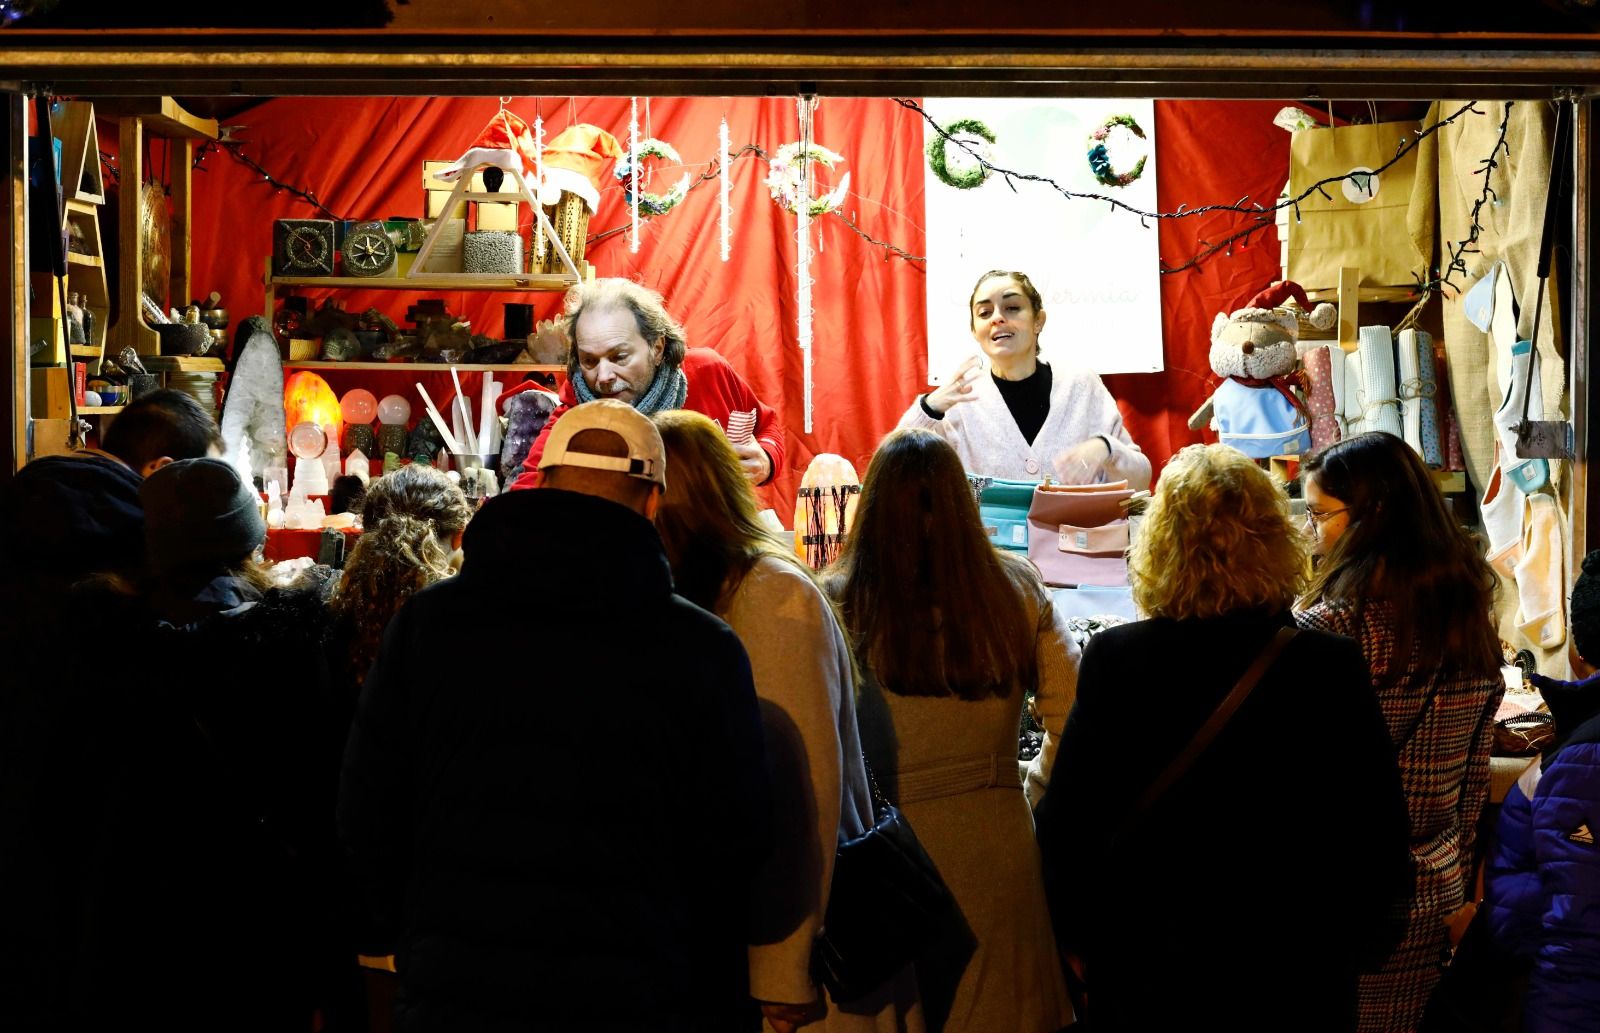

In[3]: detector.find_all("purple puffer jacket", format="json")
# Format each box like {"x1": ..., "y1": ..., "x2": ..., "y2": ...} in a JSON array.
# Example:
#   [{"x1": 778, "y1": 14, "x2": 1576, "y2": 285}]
[{"x1": 1485, "y1": 672, "x2": 1600, "y2": 1033}]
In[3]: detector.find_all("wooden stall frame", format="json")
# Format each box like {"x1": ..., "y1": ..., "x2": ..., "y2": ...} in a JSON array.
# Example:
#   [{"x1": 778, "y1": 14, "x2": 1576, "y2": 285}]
[
  {"x1": 101, "y1": 97, "x2": 219, "y2": 357},
  {"x1": 0, "y1": 36, "x2": 1594, "y2": 597}
]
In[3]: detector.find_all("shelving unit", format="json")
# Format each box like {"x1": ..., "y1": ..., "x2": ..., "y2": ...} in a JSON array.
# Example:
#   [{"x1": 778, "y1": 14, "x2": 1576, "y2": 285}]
[
  {"x1": 266, "y1": 260, "x2": 579, "y2": 375},
  {"x1": 102, "y1": 97, "x2": 219, "y2": 357},
  {"x1": 282, "y1": 360, "x2": 563, "y2": 373}
]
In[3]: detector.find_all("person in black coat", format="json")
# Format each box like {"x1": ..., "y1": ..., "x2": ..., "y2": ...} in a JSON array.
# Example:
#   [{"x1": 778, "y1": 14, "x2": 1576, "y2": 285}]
[
  {"x1": 7, "y1": 457, "x2": 348, "y2": 1031},
  {"x1": 339, "y1": 400, "x2": 771, "y2": 1032},
  {"x1": 1034, "y1": 443, "x2": 1412, "y2": 1033}
]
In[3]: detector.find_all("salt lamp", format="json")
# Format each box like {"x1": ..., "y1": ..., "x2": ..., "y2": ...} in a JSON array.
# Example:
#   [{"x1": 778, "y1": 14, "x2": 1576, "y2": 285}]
[{"x1": 283, "y1": 371, "x2": 342, "y2": 447}]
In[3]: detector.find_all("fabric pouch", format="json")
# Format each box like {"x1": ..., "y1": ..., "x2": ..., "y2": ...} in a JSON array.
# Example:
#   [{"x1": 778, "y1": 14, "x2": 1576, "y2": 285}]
[
  {"x1": 1026, "y1": 482, "x2": 1134, "y2": 587},
  {"x1": 976, "y1": 477, "x2": 1039, "y2": 551},
  {"x1": 1304, "y1": 344, "x2": 1342, "y2": 452}
]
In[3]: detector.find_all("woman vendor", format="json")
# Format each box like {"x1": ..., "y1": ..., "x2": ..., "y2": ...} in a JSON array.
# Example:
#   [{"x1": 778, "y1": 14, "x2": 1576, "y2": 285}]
[{"x1": 899, "y1": 269, "x2": 1152, "y2": 490}]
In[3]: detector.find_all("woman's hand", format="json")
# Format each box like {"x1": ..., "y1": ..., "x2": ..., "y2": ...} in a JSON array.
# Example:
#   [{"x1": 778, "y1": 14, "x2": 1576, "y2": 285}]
[
  {"x1": 924, "y1": 355, "x2": 986, "y2": 414},
  {"x1": 1052, "y1": 437, "x2": 1112, "y2": 485}
]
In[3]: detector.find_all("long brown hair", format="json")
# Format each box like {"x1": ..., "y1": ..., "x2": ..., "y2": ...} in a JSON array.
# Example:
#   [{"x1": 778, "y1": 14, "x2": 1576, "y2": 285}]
[
  {"x1": 822, "y1": 428, "x2": 1041, "y2": 699},
  {"x1": 652, "y1": 410, "x2": 803, "y2": 612},
  {"x1": 1299, "y1": 432, "x2": 1499, "y2": 680}
]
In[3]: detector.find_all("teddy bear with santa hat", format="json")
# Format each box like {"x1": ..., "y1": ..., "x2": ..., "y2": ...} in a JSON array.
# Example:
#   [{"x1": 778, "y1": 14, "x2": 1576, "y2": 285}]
[{"x1": 1188, "y1": 280, "x2": 1337, "y2": 459}]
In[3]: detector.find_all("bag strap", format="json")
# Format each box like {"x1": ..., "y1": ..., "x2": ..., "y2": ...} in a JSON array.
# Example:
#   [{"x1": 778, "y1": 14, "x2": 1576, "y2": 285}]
[
  {"x1": 1520, "y1": 98, "x2": 1570, "y2": 426},
  {"x1": 1115, "y1": 626, "x2": 1298, "y2": 845}
]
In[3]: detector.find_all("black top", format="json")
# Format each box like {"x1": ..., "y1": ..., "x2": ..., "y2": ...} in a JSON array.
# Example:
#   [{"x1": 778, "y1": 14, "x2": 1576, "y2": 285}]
[
  {"x1": 340, "y1": 488, "x2": 771, "y2": 1031},
  {"x1": 993, "y1": 362, "x2": 1053, "y2": 445},
  {"x1": 1035, "y1": 611, "x2": 1412, "y2": 1032}
]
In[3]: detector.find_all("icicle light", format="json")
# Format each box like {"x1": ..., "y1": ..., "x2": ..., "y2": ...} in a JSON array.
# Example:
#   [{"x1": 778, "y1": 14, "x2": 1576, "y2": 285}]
[
  {"x1": 533, "y1": 114, "x2": 544, "y2": 192},
  {"x1": 718, "y1": 116, "x2": 732, "y2": 262},
  {"x1": 796, "y1": 95, "x2": 816, "y2": 433},
  {"x1": 628, "y1": 97, "x2": 641, "y2": 254}
]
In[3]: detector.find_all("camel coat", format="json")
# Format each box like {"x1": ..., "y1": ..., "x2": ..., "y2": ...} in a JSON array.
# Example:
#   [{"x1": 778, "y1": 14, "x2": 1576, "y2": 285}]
[
  {"x1": 851, "y1": 586, "x2": 1080, "y2": 1033},
  {"x1": 725, "y1": 556, "x2": 923, "y2": 1033}
]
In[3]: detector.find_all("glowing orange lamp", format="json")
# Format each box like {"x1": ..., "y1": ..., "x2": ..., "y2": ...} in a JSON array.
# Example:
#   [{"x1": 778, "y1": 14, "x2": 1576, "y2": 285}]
[{"x1": 283, "y1": 371, "x2": 342, "y2": 448}]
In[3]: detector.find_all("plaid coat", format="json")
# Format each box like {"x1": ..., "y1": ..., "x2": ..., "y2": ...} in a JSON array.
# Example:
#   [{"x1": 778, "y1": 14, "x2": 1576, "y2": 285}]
[{"x1": 1297, "y1": 600, "x2": 1504, "y2": 1033}]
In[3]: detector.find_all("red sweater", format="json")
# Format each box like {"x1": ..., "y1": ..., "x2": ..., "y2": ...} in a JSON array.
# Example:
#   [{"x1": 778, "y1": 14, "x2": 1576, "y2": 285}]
[{"x1": 506, "y1": 348, "x2": 784, "y2": 490}]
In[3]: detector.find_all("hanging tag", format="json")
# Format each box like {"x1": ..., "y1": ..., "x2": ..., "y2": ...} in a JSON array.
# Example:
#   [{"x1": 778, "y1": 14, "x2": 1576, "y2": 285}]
[{"x1": 1514, "y1": 418, "x2": 1575, "y2": 460}]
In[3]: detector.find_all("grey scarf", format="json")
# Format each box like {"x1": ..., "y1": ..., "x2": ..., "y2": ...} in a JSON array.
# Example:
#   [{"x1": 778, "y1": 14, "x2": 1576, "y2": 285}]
[{"x1": 572, "y1": 360, "x2": 688, "y2": 415}]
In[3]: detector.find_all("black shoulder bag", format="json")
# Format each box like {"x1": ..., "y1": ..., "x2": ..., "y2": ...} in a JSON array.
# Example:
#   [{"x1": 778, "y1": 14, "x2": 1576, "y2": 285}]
[{"x1": 812, "y1": 761, "x2": 968, "y2": 1003}]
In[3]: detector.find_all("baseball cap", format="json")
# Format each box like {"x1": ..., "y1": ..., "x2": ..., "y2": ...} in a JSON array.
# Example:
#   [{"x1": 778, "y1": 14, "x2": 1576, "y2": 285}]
[{"x1": 538, "y1": 399, "x2": 667, "y2": 489}]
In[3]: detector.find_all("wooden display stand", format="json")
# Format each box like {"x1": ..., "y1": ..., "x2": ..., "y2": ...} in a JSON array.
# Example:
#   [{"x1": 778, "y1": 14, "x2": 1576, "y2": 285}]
[
  {"x1": 411, "y1": 160, "x2": 584, "y2": 284},
  {"x1": 30, "y1": 102, "x2": 110, "y2": 369},
  {"x1": 101, "y1": 97, "x2": 219, "y2": 357}
]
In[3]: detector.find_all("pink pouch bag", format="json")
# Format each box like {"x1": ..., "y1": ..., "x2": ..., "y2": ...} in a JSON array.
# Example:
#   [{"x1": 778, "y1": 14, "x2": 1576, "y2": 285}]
[{"x1": 1026, "y1": 483, "x2": 1134, "y2": 587}]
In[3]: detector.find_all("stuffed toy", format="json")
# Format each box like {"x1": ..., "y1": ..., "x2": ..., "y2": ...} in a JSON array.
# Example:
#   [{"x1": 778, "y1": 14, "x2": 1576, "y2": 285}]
[{"x1": 1188, "y1": 280, "x2": 1335, "y2": 459}]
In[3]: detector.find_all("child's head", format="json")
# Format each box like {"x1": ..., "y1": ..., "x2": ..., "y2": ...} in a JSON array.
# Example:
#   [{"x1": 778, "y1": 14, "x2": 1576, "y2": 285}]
[{"x1": 1570, "y1": 550, "x2": 1600, "y2": 676}]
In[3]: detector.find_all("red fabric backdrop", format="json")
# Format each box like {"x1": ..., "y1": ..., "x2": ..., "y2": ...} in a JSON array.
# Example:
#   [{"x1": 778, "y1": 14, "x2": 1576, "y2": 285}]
[{"x1": 188, "y1": 96, "x2": 1291, "y2": 517}]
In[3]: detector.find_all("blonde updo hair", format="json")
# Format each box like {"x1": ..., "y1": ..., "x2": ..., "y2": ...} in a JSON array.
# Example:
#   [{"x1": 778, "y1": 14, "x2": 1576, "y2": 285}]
[
  {"x1": 331, "y1": 465, "x2": 472, "y2": 689},
  {"x1": 1130, "y1": 443, "x2": 1305, "y2": 619}
]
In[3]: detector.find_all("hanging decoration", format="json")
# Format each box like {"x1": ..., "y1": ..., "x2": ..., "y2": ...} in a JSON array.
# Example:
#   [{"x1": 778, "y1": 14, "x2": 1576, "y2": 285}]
[
  {"x1": 767, "y1": 141, "x2": 851, "y2": 217},
  {"x1": 794, "y1": 97, "x2": 818, "y2": 433},
  {"x1": 627, "y1": 97, "x2": 641, "y2": 253},
  {"x1": 1086, "y1": 114, "x2": 1149, "y2": 189},
  {"x1": 614, "y1": 138, "x2": 691, "y2": 217},
  {"x1": 719, "y1": 117, "x2": 732, "y2": 262},
  {"x1": 532, "y1": 110, "x2": 544, "y2": 189},
  {"x1": 926, "y1": 117, "x2": 995, "y2": 190}
]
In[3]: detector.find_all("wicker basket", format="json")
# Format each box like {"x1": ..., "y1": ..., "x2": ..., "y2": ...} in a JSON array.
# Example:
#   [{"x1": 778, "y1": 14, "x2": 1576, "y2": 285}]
[{"x1": 533, "y1": 191, "x2": 589, "y2": 274}]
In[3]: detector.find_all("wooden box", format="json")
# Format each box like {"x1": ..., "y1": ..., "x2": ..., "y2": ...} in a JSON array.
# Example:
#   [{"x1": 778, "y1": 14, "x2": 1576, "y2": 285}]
[
  {"x1": 30, "y1": 364, "x2": 85, "y2": 419},
  {"x1": 477, "y1": 202, "x2": 520, "y2": 232}
]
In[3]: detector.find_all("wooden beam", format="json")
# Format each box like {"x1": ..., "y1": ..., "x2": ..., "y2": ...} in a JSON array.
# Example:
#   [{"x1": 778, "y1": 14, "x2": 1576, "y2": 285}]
[
  {"x1": 1337, "y1": 266, "x2": 1360, "y2": 352},
  {"x1": 170, "y1": 137, "x2": 193, "y2": 311},
  {"x1": 110, "y1": 116, "x2": 158, "y2": 356},
  {"x1": 92, "y1": 96, "x2": 217, "y2": 142},
  {"x1": 4, "y1": 92, "x2": 26, "y2": 475}
]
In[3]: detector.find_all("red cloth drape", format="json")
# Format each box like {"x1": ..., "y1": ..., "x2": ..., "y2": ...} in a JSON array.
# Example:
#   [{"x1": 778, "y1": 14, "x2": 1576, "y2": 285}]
[{"x1": 190, "y1": 96, "x2": 1292, "y2": 519}]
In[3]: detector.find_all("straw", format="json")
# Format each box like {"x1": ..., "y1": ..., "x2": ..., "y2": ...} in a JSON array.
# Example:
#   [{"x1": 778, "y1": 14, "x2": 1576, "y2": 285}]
[
  {"x1": 449, "y1": 366, "x2": 479, "y2": 455},
  {"x1": 415, "y1": 382, "x2": 464, "y2": 455}
]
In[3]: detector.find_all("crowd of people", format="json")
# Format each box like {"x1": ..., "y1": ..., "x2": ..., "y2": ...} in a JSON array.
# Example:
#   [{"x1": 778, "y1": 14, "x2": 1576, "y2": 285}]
[{"x1": 0, "y1": 275, "x2": 1593, "y2": 1033}]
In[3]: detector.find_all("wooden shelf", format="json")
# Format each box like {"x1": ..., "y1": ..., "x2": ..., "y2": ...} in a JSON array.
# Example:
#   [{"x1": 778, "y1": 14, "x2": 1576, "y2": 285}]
[
  {"x1": 1304, "y1": 285, "x2": 1421, "y2": 304},
  {"x1": 67, "y1": 252, "x2": 103, "y2": 268},
  {"x1": 282, "y1": 361, "x2": 564, "y2": 373},
  {"x1": 1433, "y1": 471, "x2": 1468, "y2": 494},
  {"x1": 141, "y1": 355, "x2": 225, "y2": 372},
  {"x1": 96, "y1": 97, "x2": 219, "y2": 142},
  {"x1": 69, "y1": 345, "x2": 101, "y2": 358},
  {"x1": 271, "y1": 274, "x2": 579, "y2": 291},
  {"x1": 79, "y1": 405, "x2": 125, "y2": 415}
]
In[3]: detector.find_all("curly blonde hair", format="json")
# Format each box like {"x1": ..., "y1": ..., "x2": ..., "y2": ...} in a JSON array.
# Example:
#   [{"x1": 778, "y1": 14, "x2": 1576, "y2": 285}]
[
  {"x1": 1130, "y1": 444, "x2": 1305, "y2": 619},
  {"x1": 330, "y1": 465, "x2": 471, "y2": 689}
]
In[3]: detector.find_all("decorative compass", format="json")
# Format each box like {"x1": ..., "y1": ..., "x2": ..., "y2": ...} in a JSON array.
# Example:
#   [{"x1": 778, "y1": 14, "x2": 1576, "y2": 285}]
[
  {"x1": 273, "y1": 219, "x2": 336, "y2": 276},
  {"x1": 343, "y1": 221, "x2": 396, "y2": 277}
]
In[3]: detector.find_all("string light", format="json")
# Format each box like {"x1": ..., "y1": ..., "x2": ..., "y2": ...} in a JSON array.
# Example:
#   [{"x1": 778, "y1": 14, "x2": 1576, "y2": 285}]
[{"x1": 898, "y1": 96, "x2": 1483, "y2": 227}]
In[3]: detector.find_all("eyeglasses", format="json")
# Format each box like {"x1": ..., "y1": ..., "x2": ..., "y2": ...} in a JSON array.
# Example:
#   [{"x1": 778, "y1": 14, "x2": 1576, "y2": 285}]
[{"x1": 1303, "y1": 506, "x2": 1349, "y2": 527}]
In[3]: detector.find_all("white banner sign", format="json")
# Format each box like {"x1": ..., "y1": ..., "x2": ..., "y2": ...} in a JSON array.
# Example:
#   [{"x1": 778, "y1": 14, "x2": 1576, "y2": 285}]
[{"x1": 922, "y1": 98, "x2": 1164, "y2": 381}]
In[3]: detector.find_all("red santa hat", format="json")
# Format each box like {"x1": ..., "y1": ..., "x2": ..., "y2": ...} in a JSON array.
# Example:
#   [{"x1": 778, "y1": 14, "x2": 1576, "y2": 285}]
[
  {"x1": 434, "y1": 108, "x2": 542, "y2": 192},
  {"x1": 536, "y1": 124, "x2": 625, "y2": 214},
  {"x1": 1227, "y1": 279, "x2": 1336, "y2": 332}
]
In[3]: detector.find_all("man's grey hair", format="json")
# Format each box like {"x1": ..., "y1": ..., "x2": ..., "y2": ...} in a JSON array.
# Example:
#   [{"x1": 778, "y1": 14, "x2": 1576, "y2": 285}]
[{"x1": 561, "y1": 278, "x2": 688, "y2": 379}]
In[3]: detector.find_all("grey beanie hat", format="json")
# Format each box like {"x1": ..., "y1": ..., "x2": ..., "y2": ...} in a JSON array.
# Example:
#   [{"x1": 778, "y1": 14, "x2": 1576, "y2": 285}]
[{"x1": 140, "y1": 457, "x2": 266, "y2": 574}]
